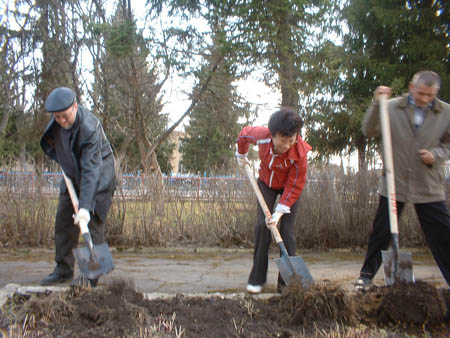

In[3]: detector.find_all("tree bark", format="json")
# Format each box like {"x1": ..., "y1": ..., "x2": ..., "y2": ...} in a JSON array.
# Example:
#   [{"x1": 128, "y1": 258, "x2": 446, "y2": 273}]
[
  {"x1": 274, "y1": 8, "x2": 299, "y2": 111},
  {"x1": 357, "y1": 137, "x2": 367, "y2": 174}
]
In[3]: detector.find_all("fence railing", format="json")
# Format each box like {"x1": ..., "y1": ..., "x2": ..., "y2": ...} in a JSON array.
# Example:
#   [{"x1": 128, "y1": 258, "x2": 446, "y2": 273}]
[
  {"x1": 6, "y1": 168, "x2": 445, "y2": 202},
  {"x1": 0, "y1": 171, "x2": 249, "y2": 200}
]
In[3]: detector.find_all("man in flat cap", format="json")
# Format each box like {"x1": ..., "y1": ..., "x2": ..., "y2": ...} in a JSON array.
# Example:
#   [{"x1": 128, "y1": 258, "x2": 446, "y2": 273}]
[{"x1": 40, "y1": 87, "x2": 116, "y2": 287}]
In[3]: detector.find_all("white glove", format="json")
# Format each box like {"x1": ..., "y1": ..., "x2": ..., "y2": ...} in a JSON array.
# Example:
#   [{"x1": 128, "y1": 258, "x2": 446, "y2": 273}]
[
  {"x1": 235, "y1": 152, "x2": 250, "y2": 167},
  {"x1": 265, "y1": 211, "x2": 283, "y2": 229},
  {"x1": 74, "y1": 208, "x2": 90, "y2": 226}
]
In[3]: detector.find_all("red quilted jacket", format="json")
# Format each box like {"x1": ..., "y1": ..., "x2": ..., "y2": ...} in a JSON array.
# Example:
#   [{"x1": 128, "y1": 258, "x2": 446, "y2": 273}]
[{"x1": 236, "y1": 126, "x2": 311, "y2": 211}]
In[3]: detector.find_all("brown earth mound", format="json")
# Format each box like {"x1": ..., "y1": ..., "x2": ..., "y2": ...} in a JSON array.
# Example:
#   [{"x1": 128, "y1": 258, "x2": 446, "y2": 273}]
[
  {"x1": 376, "y1": 281, "x2": 448, "y2": 326},
  {"x1": 1, "y1": 278, "x2": 448, "y2": 337},
  {"x1": 353, "y1": 280, "x2": 449, "y2": 335},
  {"x1": 278, "y1": 276, "x2": 357, "y2": 326}
]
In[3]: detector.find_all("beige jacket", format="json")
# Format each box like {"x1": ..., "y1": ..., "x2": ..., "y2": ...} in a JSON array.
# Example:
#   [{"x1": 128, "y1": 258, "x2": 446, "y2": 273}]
[{"x1": 362, "y1": 94, "x2": 450, "y2": 203}]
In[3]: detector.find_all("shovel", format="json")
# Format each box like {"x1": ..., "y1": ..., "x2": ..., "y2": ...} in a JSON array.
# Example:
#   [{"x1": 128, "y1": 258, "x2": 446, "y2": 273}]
[
  {"x1": 378, "y1": 94, "x2": 414, "y2": 286},
  {"x1": 62, "y1": 171, "x2": 114, "y2": 280},
  {"x1": 243, "y1": 163, "x2": 313, "y2": 287}
]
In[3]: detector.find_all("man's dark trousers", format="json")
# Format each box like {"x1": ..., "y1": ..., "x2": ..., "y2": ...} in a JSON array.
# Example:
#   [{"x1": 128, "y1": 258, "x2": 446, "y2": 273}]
[
  {"x1": 54, "y1": 190, "x2": 104, "y2": 275},
  {"x1": 360, "y1": 195, "x2": 450, "y2": 286}
]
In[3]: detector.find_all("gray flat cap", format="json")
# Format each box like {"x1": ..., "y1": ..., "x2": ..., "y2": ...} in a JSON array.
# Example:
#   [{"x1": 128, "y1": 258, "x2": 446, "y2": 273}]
[{"x1": 45, "y1": 87, "x2": 76, "y2": 112}]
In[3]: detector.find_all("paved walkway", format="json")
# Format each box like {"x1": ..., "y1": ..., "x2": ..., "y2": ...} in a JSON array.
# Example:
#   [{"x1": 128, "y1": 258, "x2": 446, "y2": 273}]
[{"x1": 1, "y1": 247, "x2": 446, "y2": 296}]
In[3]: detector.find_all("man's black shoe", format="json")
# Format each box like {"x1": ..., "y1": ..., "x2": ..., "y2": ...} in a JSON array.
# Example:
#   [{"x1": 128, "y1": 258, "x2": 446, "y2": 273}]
[
  {"x1": 40, "y1": 271, "x2": 73, "y2": 286},
  {"x1": 70, "y1": 275, "x2": 98, "y2": 288}
]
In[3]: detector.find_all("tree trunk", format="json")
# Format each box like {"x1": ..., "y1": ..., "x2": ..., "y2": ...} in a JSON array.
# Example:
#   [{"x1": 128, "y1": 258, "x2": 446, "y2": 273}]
[
  {"x1": 357, "y1": 137, "x2": 367, "y2": 174},
  {"x1": 0, "y1": 107, "x2": 9, "y2": 137},
  {"x1": 274, "y1": 8, "x2": 299, "y2": 111},
  {"x1": 127, "y1": 51, "x2": 165, "y2": 210}
]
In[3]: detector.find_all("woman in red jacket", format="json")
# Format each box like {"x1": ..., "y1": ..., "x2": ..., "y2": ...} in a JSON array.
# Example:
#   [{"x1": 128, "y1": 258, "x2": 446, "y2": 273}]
[{"x1": 236, "y1": 107, "x2": 311, "y2": 293}]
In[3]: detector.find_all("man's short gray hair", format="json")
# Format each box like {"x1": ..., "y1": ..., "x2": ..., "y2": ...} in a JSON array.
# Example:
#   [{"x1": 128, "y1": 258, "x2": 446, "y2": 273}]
[{"x1": 411, "y1": 70, "x2": 441, "y2": 89}]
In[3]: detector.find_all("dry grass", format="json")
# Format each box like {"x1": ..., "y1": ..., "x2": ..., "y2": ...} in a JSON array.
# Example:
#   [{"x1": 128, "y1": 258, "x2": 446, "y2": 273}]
[
  {"x1": 0, "y1": 172, "x2": 55, "y2": 247},
  {"x1": 0, "y1": 165, "x2": 427, "y2": 250}
]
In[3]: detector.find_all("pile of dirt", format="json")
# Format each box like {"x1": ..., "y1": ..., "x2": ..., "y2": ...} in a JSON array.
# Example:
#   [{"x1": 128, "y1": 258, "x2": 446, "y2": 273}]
[
  {"x1": 377, "y1": 281, "x2": 447, "y2": 325},
  {"x1": 278, "y1": 277, "x2": 357, "y2": 326},
  {"x1": 355, "y1": 280, "x2": 449, "y2": 332},
  {"x1": 1, "y1": 278, "x2": 449, "y2": 337},
  {"x1": 1, "y1": 278, "x2": 149, "y2": 337}
]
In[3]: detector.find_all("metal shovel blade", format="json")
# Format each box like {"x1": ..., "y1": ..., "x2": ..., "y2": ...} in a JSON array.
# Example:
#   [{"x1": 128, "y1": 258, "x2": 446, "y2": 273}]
[
  {"x1": 381, "y1": 249, "x2": 414, "y2": 286},
  {"x1": 274, "y1": 255, "x2": 313, "y2": 287},
  {"x1": 73, "y1": 242, "x2": 114, "y2": 280}
]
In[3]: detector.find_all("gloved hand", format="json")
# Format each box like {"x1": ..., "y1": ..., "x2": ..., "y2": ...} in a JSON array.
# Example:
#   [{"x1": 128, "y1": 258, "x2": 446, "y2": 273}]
[
  {"x1": 265, "y1": 211, "x2": 283, "y2": 229},
  {"x1": 235, "y1": 152, "x2": 250, "y2": 167},
  {"x1": 74, "y1": 208, "x2": 90, "y2": 226}
]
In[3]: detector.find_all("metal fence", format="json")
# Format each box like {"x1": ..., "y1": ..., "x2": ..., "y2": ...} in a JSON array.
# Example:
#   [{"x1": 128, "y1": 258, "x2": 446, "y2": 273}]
[
  {"x1": 0, "y1": 171, "x2": 249, "y2": 200},
  {"x1": 0, "y1": 171, "x2": 62, "y2": 195},
  {"x1": 118, "y1": 173, "x2": 249, "y2": 200}
]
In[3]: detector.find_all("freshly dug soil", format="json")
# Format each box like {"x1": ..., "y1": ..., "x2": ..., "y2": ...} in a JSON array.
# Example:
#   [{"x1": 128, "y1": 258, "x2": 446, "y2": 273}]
[
  {"x1": 1, "y1": 278, "x2": 448, "y2": 337},
  {"x1": 355, "y1": 281, "x2": 449, "y2": 331},
  {"x1": 375, "y1": 281, "x2": 448, "y2": 326},
  {"x1": 278, "y1": 276, "x2": 357, "y2": 326}
]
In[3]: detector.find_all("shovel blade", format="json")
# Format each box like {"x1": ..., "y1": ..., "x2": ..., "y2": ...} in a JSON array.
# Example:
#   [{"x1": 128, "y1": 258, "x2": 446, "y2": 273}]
[
  {"x1": 381, "y1": 249, "x2": 414, "y2": 286},
  {"x1": 73, "y1": 242, "x2": 114, "y2": 280},
  {"x1": 274, "y1": 255, "x2": 313, "y2": 287}
]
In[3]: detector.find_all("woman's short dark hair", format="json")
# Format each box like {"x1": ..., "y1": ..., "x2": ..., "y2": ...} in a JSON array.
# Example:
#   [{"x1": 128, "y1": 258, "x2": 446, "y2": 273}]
[{"x1": 268, "y1": 107, "x2": 304, "y2": 137}]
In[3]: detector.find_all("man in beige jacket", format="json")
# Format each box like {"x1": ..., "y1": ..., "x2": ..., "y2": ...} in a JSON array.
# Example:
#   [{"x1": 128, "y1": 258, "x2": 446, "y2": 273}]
[{"x1": 355, "y1": 70, "x2": 450, "y2": 291}]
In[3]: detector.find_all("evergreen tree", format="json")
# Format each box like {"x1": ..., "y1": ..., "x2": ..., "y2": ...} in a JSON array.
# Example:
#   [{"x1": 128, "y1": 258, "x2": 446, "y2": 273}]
[
  {"x1": 180, "y1": 24, "x2": 251, "y2": 175},
  {"x1": 88, "y1": 1, "x2": 174, "y2": 175},
  {"x1": 308, "y1": 0, "x2": 450, "y2": 171},
  {"x1": 344, "y1": 0, "x2": 449, "y2": 169},
  {"x1": 1, "y1": 0, "x2": 85, "y2": 169},
  {"x1": 0, "y1": 5, "x2": 25, "y2": 164}
]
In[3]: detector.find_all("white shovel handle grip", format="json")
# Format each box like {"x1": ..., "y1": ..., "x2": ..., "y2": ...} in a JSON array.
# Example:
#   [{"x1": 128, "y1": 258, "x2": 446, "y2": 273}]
[
  {"x1": 244, "y1": 164, "x2": 283, "y2": 244},
  {"x1": 379, "y1": 94, "x2": 399, "y2": 235},
  {"x1": 79, "y1": 219, "x2": 90, "y2": 235}
]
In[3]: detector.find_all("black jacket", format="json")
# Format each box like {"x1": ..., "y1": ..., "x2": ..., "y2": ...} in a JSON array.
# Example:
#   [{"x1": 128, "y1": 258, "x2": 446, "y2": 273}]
[{"x1": 40, "y1": 106, "x2": 116, "y2": 222}]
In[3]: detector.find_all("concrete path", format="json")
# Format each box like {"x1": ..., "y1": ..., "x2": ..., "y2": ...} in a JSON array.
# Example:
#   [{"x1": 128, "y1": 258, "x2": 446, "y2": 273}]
[{"x1": 1, "y1": 247, "x2": 446, "y2": 297}]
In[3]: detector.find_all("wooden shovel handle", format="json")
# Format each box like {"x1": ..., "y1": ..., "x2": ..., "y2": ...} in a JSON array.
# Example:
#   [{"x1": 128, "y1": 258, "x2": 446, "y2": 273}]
[
  {"x1": 62, "y1": 170, "x2": 90, "y2": 235},
  {"x1": 379, "y1": 94, "x2": 399, "y2": 237},
  {"x1": 62, "y1": 170, "x2": 79, "y2": 213},
  {"x1": 244, "y1": 163, "x2": 283, "y2": 244}
]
